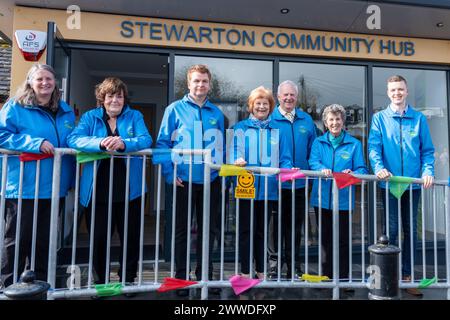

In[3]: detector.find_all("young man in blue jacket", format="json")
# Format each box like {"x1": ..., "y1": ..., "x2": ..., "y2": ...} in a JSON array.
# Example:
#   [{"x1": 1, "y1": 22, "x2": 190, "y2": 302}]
[
  {"x1": 155, "y1": 65, "x2": 224, "y2": 296},
  {"x1": 269, "y1": 80, "x2": 317, "y2": 279},
  {"x1": 368, "y1": 75, "x2": 435, "y2": 297}
]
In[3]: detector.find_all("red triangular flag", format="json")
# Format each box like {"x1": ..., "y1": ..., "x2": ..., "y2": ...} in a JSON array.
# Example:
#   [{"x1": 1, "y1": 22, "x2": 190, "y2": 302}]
[
  {"x1": 157, "y1": 277, "x2": 198, "y2": 292},
  {"x1": 19, "y1": 153, "x2": 54, "y2": 162},
  {"x1": 332, "y1": 172, "x2": 362, "y2": 189}
]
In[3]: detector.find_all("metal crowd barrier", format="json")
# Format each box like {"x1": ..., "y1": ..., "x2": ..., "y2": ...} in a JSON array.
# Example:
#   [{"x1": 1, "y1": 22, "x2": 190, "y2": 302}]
[
  {"x1": 205, "y1": 164, "x2": 450, "y2": 300},
  {"x1": 0, "y1": 148, "x2": 211, "y2": 299},
  {"x1": 0, "y1": 148, "x2": 449, "y2": 300},
  {"x1": 47, "y1": 148, "x2": 212, "y2": 299}
]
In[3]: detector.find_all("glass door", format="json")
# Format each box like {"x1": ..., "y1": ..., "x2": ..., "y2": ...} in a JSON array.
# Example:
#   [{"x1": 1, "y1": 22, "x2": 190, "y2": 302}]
[
  {"x1": 46, "y1": 22, "x2": 71, "y2": 103},
  {"x1": 46, "y1": 22, "x2": 72, "y2": 251}
]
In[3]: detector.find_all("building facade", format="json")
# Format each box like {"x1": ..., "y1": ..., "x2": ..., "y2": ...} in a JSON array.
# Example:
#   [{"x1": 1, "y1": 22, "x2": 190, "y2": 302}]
[{"x1": 5, "y1": 3, "x2": 450, "y2": 257}]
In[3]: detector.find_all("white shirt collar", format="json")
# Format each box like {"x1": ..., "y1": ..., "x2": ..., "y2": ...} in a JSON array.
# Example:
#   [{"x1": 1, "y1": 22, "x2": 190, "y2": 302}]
[
  {"x1": 389, "y1": 103, "x2": 408, "y2": 115},
  {"x1": 187, "y1": 94, "x2": 207, "y2": 107},
  {"x1": 278, "y1": 106, "x2": 296, "y2": 118}
]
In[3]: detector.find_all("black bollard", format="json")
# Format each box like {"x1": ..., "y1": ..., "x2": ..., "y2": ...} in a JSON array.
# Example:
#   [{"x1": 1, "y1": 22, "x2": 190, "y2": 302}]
[
  {"x1": 368, "y1": 235, "x2": 401, "y2": 300},
  {"x1": 3, "y1": 270, "x2": 50, "y2": 300}
]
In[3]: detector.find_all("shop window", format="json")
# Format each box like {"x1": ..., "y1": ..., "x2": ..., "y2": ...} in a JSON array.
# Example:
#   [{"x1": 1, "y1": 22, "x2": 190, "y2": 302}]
[
  {"x1": 279, "y1": 61, "x2": 366, "y2": 141},
  {"x1": 172, "y1": 55, "x2": 273, "y2": 258},
  {"x1": 279, "y1": 61, "x2": 368, "y2": 248},
  {"x1": 174, "y1": 56, "x2": 272, "y2": 128}
]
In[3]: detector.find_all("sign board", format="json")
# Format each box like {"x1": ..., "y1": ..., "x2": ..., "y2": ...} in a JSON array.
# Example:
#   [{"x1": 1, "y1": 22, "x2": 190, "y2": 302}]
[
  {"x1": 235, "y1": 171, "x2": 255, "y2": 199},
  {"x1": 14, "y1": 30, "x2": 47, "y2": 61}
]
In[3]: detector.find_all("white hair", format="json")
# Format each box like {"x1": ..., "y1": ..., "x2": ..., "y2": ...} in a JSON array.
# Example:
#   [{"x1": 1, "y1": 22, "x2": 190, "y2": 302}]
[
  {"x1": 322, "y1": 104, "x2": 346, "y2": 126},
  {"x1": 277, "y1": 80, "x2": 299, "y2": 96}
]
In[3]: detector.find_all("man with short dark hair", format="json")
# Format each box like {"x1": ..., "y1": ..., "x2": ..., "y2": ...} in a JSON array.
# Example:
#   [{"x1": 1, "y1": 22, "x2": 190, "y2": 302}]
[{"x1": 368, "y1": 75, "x2": 435, "y2": 297}]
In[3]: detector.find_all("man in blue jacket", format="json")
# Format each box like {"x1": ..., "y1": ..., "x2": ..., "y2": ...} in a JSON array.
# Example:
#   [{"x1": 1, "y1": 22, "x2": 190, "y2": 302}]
[
  {"x1": 368, "y1": 75, "x2": 434, "y2": 297},
  {"x1": 155, "y1": 65, "x2": 224, "y2": 295},
  {"x1": 269, "y1": 80, "x2": 317, "y2": 279}
]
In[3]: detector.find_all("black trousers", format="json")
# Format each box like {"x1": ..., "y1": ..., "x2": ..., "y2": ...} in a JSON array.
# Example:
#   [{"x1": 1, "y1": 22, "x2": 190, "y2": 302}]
[
  {"x1": 271, "y1": 189, "x2": 306, "y2": 271},
  {"x1": 1, "y1": 198, "x2": 62, "y2": 287},
  {"x1": 174, "y1": 179, "x2": 220, "y2": 280},
  {"x1": 239, "y1": 200, "x2": 274, "y2": 274},
  {"x1": 315, "y1": 208, "x2": 349, "y2": 279},
  {"x1": 85, "y1": 197, "x2": 142, "y2": 284}
]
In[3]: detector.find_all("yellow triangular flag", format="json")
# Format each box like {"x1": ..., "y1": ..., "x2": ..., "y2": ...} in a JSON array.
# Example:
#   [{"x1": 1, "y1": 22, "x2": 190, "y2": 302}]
[
  {"x1": 219, "y1": 164, "x2": 248, "y2": 177},
  {"x1": 301, "y1": 273, "x2": 330, "y2": 282}
]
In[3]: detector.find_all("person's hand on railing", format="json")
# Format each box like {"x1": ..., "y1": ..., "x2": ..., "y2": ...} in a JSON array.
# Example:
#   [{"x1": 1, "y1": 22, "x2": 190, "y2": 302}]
[
  {"x1": 234, "y1": 158, "x2": 247, "y2": 167},
  {"x1": 100, "y1": 136, "x2": 125, "y2": 152},
  {"x1": 176, "y1": 177, "x2": 184, "y2": 187},
  {"x1": 40, "y1": 140, "x2": 55, "y2": 154},
  {"x1": 422, "y1": 175, "x2": 434, "y2": 189},
  {"x1": 376, "y1": 168, "x2": 392, "y2": 180},
  {"x1": 321, "y1": 169, "x2": 332, "y2": 177}
]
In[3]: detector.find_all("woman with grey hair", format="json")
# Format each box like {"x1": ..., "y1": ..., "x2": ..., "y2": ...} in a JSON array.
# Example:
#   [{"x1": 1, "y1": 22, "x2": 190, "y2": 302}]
[
  {"x1": 0, "y1": 64, "x2": 75, "y2": 287},
  {"x1": 308, "y1": 104, "x2": 367, "y2": 282}
]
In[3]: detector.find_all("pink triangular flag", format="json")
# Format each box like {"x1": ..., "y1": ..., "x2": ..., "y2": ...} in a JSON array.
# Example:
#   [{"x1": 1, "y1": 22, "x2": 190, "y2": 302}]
[
  {"x1": 279, "y1": 168, "x2": 298, "y2": 174},
  {"x1": 278, "y1": 170, "x2": 306, "y2": 182},
  {"x1": 229, "y1": 275, "x2": 261, "y2": 295}
]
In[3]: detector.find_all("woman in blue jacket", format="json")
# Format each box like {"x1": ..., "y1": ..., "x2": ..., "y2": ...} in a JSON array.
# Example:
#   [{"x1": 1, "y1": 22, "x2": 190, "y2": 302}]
[
  {"x1": 67, "y1": 77, "x2": 152, "y2": 285},
  {"x1": 309, "y1": 104, "x2": 367, "y2": 280},
  {"x1": 231, "y1": 86, "x2": 282, "y2": 279},
  {"x1": 0, "y1": 64, "x2": 75, "y2": 287}
]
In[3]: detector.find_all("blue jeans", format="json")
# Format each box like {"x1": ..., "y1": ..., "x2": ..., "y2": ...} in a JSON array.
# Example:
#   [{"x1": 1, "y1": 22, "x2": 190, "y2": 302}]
[{"x1": 382, "y1": 188, "x2": 420, "y2": 277}]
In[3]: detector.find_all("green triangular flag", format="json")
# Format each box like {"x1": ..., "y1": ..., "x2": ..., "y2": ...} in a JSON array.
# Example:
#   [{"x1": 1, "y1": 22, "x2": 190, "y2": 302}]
[
  {"x1": 95, "y1": 282, "x2": 123, "y2": 297},
  {"x1": 389, "y1": 176, "x2": 414, "y2": 199},
  {"x1": 76, "y1": 152, "x2": 110, "y2": 164},
  {"x1": 418, "y1": 277, "x2": 437, "y2": 289}
]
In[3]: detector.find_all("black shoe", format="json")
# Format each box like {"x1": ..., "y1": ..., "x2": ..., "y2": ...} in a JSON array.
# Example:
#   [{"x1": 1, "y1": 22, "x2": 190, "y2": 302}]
[
  {"x1": 343, "y1": 288, "x2": 355, "y2": 294},
  {"x1": 268, "y1": 267, "x2": 278, "y2": 280},
  {"x1": 285, "y1": 268, "x2": 303, "y2": 280},
  {"x1": 176, "y1": 289, "x2": 189, "y2": 297},
  {"x1": 403, "y1": 276, "x2": 423, "y2": 297},
  {"x1": 124, "y1": 292, "x2": 137, "y2": 298},
  {"x1": 209, "y1": 287, "x2": 222, "y2": 295}
]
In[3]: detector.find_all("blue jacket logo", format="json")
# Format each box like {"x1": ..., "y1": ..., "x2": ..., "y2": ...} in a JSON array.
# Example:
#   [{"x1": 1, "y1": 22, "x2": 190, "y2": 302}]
[
  {"x1": 299, "y1": 126, "x2": 307, "y2": 134},
  {"x1": 340, "y1": 151, "x2": 351, "y2": 160},
  {"x1": 64, "y1": 121, "x2": 74, "y2": 130},
  {"x1": 409, "y1": 130, "x2": 417, "y2": 137},
  {"x1": 127, "y1": 127, "x2": 134, "y2": 137},
  {"x1": 209, "y1": 118, "x2": 217, "y2": 126}
]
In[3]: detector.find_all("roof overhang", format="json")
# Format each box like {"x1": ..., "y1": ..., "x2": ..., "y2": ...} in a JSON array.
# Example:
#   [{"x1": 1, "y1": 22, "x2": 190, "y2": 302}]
[{"x1": 1, "y1": 0, "x2": 449, "y2": 44}]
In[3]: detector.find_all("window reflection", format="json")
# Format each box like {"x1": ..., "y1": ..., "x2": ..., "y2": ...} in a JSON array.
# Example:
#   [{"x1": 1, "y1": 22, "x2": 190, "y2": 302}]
[
  {"x1": 280, "y1": 61, "x2": 367, "y2": 247},
  {"x1": 175, "y1": 56, "x2": 272, "y2": 127},
  {"x1": 173, "y1": 55, "x2": 273, "y2": 256},
  {"x1": 279, "y1": 62, "x2": 366, "y2": 144},
  {"x1": 373, "y1": 68, "x2": 448, "y2": 180}
]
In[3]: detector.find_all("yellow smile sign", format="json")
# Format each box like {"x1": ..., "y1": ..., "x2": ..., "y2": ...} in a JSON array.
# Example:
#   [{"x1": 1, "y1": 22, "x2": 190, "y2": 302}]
[{"x1": 235, "y1": 171, "x2": 256, "y2": 199}]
